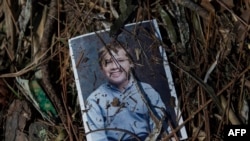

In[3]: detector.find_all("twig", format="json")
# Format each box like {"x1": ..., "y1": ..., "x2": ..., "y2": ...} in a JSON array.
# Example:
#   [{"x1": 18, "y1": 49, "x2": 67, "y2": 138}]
[
  {"x1": 2, "y1": 78, "x2": 19, "y2": 98},
  {"x1": 57, "y1": 1, "x2": 80, "y2": 140},
  {"x1": 216, "y1": 0, "x2": 250, "y2": 28},
  {"x1": 0, "y1": 48, "x2": 59, "y2": 78},
  {"x1": 200, "y1": 88, "x2": 211, "y2": 141},
  {"x1": 171, "y1": 62, "x2": 224, "y2": 114},
  {"x1": 176, "y1": 0, "x2": 211, "y2": 20},
  {"x1": 82, "y1": 0, "x2": 99, "y2": 23},
  {"x1": 39, "y1": 0, "x2": 73, "y2": 140},
  {"x1": 220, "y1": 95, "x2": 241, "y2": 125},
  {"x1": 164, "y1": 65, "x2": 250, "y2": 139}
]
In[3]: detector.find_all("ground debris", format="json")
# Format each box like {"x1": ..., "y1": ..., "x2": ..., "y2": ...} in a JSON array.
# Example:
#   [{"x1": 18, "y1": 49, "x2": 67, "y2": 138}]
[
  {"x1": 0, "y1": 0, "x2": 249, "y2": 140},
  {"x1": 5, "y1": 99, "x2": 31, "y2": 141},
  {"x1": 29, "y1": 122, "x2": 49, "y2": 141}
]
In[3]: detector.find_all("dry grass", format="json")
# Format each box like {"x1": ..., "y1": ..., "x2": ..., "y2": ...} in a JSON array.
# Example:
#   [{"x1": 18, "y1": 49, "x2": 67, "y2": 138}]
[{"x1": 0, "y1": 0, "x2": 249, "y2": 140}]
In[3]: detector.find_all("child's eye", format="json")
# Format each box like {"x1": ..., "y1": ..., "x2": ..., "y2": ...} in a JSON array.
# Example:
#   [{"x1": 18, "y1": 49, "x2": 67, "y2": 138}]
[
  {"x1": 117, "y1": 59, "x2": 125, "y2": 63},
  {"x1": 104, "y1": 60, "x2": 112, "y2": 66}
]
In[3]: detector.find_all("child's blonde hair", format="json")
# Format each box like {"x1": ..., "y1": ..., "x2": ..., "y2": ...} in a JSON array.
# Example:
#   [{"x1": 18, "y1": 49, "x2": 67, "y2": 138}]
[{"x1": 98, "y1": 41, "x2": 133, "y2": 68}]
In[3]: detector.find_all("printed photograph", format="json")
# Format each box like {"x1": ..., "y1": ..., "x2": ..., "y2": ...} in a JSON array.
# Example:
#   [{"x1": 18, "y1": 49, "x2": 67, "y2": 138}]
[{"x1": 69, "y1": 19, "x2": 187, "y2": 141}]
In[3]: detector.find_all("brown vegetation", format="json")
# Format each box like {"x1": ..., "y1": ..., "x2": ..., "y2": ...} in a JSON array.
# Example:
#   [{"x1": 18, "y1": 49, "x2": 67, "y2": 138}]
[{"x1": 0, "y1": 0, "x2": 249, "y2": 140}]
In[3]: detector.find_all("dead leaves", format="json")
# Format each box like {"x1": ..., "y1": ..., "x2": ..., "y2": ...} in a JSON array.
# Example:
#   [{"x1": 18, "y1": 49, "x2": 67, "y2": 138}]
[
  {"x1": 5, "y1": 99, "x2": 31, "y2": 141},
  {"x1": 0, "y1": 0, "x2": 249, "y2": 140},
  {"x1": 111, "y1": 97, "x2": 121, "y2": 107}
]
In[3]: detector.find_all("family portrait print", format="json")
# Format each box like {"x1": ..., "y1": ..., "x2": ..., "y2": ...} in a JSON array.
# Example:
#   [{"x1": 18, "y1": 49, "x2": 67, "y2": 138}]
[{"x1": 69, "y1": 19, "x2": 187, "y2": 141}]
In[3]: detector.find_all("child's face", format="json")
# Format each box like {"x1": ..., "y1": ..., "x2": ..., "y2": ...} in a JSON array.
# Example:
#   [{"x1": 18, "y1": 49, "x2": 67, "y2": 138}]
[{"x1": 101, "y1": 48, "x2": 133, "y2": 89}]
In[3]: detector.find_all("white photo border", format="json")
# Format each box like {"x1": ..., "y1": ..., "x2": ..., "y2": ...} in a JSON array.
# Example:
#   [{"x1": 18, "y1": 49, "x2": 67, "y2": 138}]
[{"x1": 69, "y1": 19, "x2": 187, "y2": 140}]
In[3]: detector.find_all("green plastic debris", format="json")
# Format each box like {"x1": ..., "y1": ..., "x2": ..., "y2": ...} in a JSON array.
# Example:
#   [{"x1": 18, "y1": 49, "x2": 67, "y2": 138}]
[
  {"x1": 16, "y1": 77, "x2": 57, "y2": 124},
  {"x1": 29, "y1": 80, "x2": 58, "y2": 118}
]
